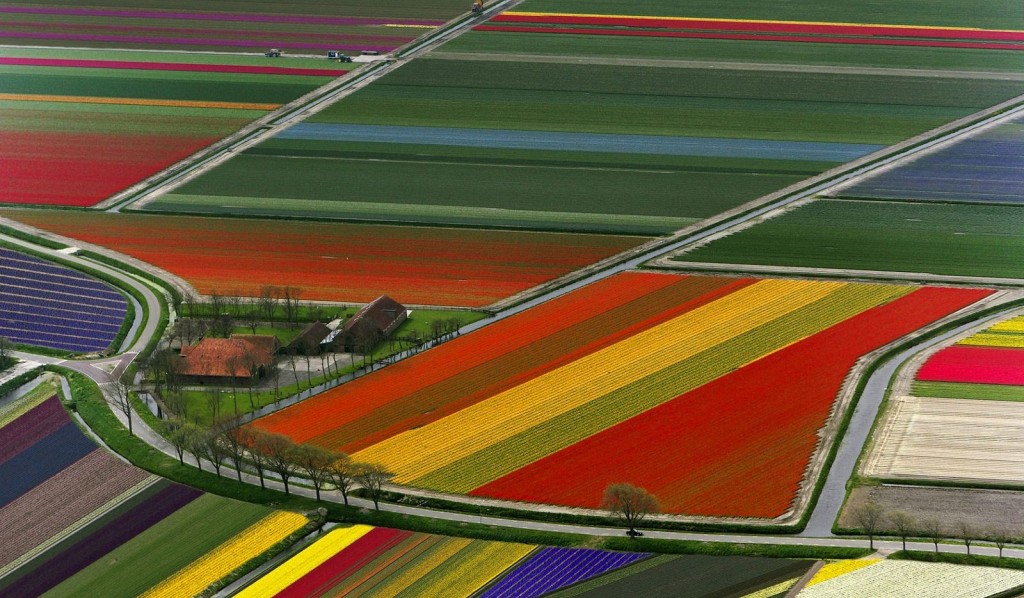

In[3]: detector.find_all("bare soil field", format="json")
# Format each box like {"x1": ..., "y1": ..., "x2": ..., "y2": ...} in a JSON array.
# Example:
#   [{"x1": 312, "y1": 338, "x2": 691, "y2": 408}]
[{"x1": 840, "y1": 484, "x2": 1024, "y2": 537}]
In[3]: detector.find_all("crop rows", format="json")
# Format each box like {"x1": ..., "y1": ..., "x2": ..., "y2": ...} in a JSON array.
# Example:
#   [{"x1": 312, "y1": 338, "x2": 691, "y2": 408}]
[
  {"x1": 0, "y1": 248, "x2": 127, "y2": 352},
  {"x1": 481, "y1": 547, "x2": 648, "y2": 598},
  {"x1": 799, "y1": 560, "x2": 1024, "y2": 597},
  {"x1": 1, "y1": 209, "x2": 645, "y2": 307},
  {"x1": 917, "y1": 345, "x2": 1024, "y2": 386}
]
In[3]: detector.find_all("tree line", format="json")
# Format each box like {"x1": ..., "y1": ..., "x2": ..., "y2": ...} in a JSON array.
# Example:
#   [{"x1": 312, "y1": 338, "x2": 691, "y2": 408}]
[
  {"x1": 161, "y1": 415, "x2": 395, "y2": 509},
  {"x1": 854, "y1": 500, "x2": 1016, "y2": 557}
]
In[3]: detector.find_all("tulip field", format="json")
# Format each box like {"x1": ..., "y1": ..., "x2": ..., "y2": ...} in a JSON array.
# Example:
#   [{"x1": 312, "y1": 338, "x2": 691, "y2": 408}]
[
  {"x1": 237, "y1": 524, "x2": 820, "y2": 597},
  {"x1": 141, "y1": 0, "x2": 1024, "y2": 234},
  {"x1": 0, "y1": 1, "x2": 463, "y2": 53},
  {"x1": 864, "y1": 313, "x2": 1024, "y2": 485},
  {"x1": 0, "y1": 386, "x2": 309, "y2": 597},
  {"x1": 0, "y1": 246, "x2": 128, "y2": 353},
  {"x1": 0, "y1": 47, "x2": 343, "y2": 207},
  {"x1": 251, "y1": 272, "x2": 990, "y2": 517},
  {"x1": 0, "y1": 209, "x2": 645, "y2": 307},
  {"x1": 797, "y1": 560, "x2": 1024, "y2": 597}
]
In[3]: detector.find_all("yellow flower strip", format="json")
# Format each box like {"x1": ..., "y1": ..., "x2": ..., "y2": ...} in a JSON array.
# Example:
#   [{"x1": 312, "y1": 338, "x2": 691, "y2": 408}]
[
  {"x1": 354, "y1": 279, "x2": 842, "y2": 482},
  {"x1": 235, "y1": 525, "x2": 373, "y2": 598},
  {"x1": 142, "y1": 511, "x2": 307, "y2": 598},
  {"x1": 959, "y1": 333, "x2": 1024, "y2": 349},
  {"x1": 989, "y1": 316, "x2": 1024, "y2": 331},
  {"x1": 805, "y1": 559, "x2": 881, "y2": 587},
  {"x1": 742, "y1": 577, "x2": 799, "y2": 597},
  {"x1": 0, "y1": 389, "x2": 51, "y2": 428},
  {"x1": 365, "y1": 537, "x2": 471, "y2": 597},
  {"x1": 0, "y1": 93, "x2": 279, "y2": 111},
  {"x1": 399, "y1": 540, "x2": 535, "y2": 597},
  {"x1": 501, "y1": 11, "x2": 1019, "y2": 33}
]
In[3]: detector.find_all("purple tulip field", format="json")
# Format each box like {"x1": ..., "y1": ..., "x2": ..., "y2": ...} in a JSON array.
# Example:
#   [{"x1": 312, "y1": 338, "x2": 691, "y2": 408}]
[
  {"x1": 0, "y1": 247, "x2": 128, "y2": 352},
  {"x1": 481, "y1": 547, "x2": 650, "y2": 598}
]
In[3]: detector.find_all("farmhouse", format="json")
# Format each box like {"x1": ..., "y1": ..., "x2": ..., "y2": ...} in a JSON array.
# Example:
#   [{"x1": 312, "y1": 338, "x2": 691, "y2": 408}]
[
  {"x1": 341, "y1": 295, "x2": 408, "y2": 352},
  {"x1": 179, "y1": 334, "x2": 280, "y2": 384}
]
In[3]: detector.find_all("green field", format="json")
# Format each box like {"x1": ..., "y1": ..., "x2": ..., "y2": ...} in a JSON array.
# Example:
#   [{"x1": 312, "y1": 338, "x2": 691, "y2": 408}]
[
  {"x1": 13, "y1": 0, "x2": 467, "y2": 20},
  {"x1": 442, "y1": 33, "x2": 1024, "y2": 73},
  {"x1": 912, "y1": 381, "x2": 1024, "y2": 402},
  {"x1": 676, "y1": 199, "x2": 1024, "y2": 280},
  {"x1": 515, "y1": 0, "x2": 1023, "y2": 29},
  {"x1": 46, "y1": 494, "x2": 272, "y2": 598}
]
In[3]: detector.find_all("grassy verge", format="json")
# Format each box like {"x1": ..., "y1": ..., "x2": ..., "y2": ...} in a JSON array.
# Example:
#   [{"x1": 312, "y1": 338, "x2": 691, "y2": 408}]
[
  {"x1": 0, "y1": 368, "x2": 42, "y2": 399},
  {"x1": 0, "y1": 222, "x2": 66, "y2": 249}
]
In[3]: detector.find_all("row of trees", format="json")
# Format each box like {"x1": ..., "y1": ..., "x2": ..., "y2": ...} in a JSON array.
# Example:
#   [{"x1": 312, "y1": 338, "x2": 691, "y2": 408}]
[
  {"x1": 161, "y1": 416, "x2": 395, "y2": 509},
  {"x1": 854, "y1": 501, "x2": 1016, "y2": 557},
  {"x1": 180, "y1": 286, "x2": 315, "y2": 329}
]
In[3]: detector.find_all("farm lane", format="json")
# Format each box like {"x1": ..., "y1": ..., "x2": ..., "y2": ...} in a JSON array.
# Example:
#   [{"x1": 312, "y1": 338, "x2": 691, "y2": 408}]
[{"x1": 429, "y1": 52, "x2": 1024, "y2": 81}]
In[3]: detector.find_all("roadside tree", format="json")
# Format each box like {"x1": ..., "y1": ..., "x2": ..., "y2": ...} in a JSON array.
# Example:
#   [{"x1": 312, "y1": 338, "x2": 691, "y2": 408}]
[{"x1": 601, "y1": 483, "x2": 660, "y2": 537}]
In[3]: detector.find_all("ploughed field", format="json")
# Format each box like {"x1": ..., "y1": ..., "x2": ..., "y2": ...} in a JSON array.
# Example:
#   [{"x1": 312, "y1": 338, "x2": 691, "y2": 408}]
[
  {"x1": 144, "y1": 0, "x2": 1024, "y2": 234},
  {"x1": 0, "y1": 209, "x2": 647, "y2": 308},
  {"x1": 0, "y1": 246, "x2": 127, "y2": 353},
  {"x1": 250, "y1": 272, "x2": 990, "y2": 519}
]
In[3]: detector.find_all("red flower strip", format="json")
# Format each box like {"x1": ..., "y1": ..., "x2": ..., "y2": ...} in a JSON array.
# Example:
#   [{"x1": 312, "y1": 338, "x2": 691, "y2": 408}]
[
  {"x1": 491, "y1": 14, "x2": 1024, "y2": 42},
  {"x1": 472, "y1": 287, "x2": 991, "y2": 518},
  {"x1": 917, "y1": 345, "x2": 1024, "y2": 386},
  {"x1": 475, "y1": 25, "x2": 1024, "y2": 51},
  {"x1": 280, "y1": 527, "x2": 411, "y2": 598}
]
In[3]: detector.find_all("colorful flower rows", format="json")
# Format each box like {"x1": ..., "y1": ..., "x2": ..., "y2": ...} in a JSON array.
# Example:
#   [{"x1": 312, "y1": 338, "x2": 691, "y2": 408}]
[
  {"x1": 918, "y1": 345, "x2": 1024, "y2": 386},
  {"x1": 2, "y1": 210, "x2": 646, "y2": 307},
  {"x1": 239, "y1": 525, "x2": 643, "y2": 597},
  {"x1": 0, "y1": 386, "x2": 309, "y2": 597},
  {"x1": 0, "y1": 49, "x2": 335, "y2": 207},
  {"x1": 798, "y1": 560, "x2": 1024, "y2": 597},
  {"x1": 479, "y1": 12, "x2": 1024, "y2": 51},
  {"x1": 142, "y1": 511, "x2": 308, "y2": 598},
  {"x1": 253, "y1": 272, "x2": 989, "y2": 517}
]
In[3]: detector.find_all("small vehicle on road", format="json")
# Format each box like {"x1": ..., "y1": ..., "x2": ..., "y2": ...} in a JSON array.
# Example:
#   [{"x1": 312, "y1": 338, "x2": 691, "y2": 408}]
[
  {"x1": 265, "y1": 48, "x2": 282, "y2": 57},
  {"x1": 327, "y1": 51, "x2": 353, "y2": 62}
]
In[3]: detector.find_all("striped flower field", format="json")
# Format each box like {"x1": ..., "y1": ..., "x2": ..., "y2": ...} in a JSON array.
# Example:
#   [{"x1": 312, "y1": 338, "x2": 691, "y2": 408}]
[
  {"x1": 0, "y1": 48, "x2": 342, "y2": 207},
  {"x1": 0, "y1": 382, "x2": 309, "y2": 597},
  {"x1": 480, "y1": 11, "x2": 1024, "y2": 51},
  {"x1": 0, "y1": 209, "x2": 646, "y2": 307},
  {"x1": 252, "y1": 272, "x2": 990, "y2": 518}
]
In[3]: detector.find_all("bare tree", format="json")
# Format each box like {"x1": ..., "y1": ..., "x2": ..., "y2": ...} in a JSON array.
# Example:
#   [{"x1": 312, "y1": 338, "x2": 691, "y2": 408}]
[
  {"x1": 243, "y1": 297, "x2": 262, "y2": 335},
  {"x1": 292, "y1": 444, "x2": 335, "y2": 501},
  {"x1": 207, "y1": 387, "x2": 221, "y2": 422},
  {"x1": 987, "y1": 526, "x2": 1014, "y2": 559},
  {"x1": 193, "y1": 427, "x2": 228, "y2": 476},
  {"x1": 854, "y1": 501, "x2": 885, "y2": 550},
  {"x1": 956, "y1": 520, "x2": 977, "y2": 556},
  {"x1": 227, "y1": 293, "x2": 243, "y2": 319},
  {"x1": 889, "y1": 510, "x2": 915, "y2": 552},
  {"x1": 181, "y1": 291, "x2": 199, "y2": 318},
  {"x1": 601, "y1": 483, "x2": 660, "y2": 537},
  {"x1": 259, "y1": 285, "x2": 279, "y2": 326},
  {"x1": 920, "y1": 518, "x2": 944, "y2": 553},
  {"x1": 0, "y1": 336, "x2": 12, "y2": 368},
  {"x1": 163, "y1": 418, "x2": 193, "y2": 464},
  {"x1": 282, "y1": 286, "x2": 302, "y2": 327},
  {"x1": 356, "y1": 463, "x2": 394, "y2": 510},
  {"x1": 261, "y1": 432, "x2": 298, "y2": 494},
  {"x1": 208, "y1": 288, "x2": 225, "y2": 322},
  {"x1": 106, "y1": 372, "x2": 135, "y2": 436},
  {"x1": 242, "y1": 351, "x2": 262, "y2": 411},
  {"x1": 329, "y1": 454, "x2": 357, "y2": 506},
  {"x1": 217, "y1": 417, "x2": 248, "y2": 482},
  {"x1": 245, "y1": 428, "x2": 271, "y2": 489},
  {"x1": 225, "y1": 354, "x2": 243, "y2": 415}
]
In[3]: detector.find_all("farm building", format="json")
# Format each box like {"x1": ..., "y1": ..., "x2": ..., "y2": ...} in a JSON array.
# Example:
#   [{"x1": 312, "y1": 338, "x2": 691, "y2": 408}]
[
  {"x1": 286, "y1": 321, "x2": 334, "y2": 355},
  {"x1": 179, "y1": 334, "x2": 280, "y2": 384},
  {"x1": 341, "y1": 295, "x2": 408, "y2": 352}
]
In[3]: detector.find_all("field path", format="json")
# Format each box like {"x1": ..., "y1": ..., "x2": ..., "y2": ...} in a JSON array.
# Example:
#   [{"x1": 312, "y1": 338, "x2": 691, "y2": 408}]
[{"x1": 429, "y1": 52, "x2": 1024, "y2": 80}]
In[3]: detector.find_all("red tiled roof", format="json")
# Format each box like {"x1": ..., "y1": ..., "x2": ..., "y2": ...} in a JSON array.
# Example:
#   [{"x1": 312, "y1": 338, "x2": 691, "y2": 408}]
[
  {"x1": 343, "y1": 295, "x2": 407, "y2": 336},
  {"x1": 179, "y1": 334, "x2": 278, "y2": 378}
]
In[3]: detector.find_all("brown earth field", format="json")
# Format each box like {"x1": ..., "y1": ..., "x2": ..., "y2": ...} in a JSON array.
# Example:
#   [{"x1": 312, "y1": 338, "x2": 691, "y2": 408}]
[{"x1": 839, "y1": 484, "x2": 1024, "y2": 537}]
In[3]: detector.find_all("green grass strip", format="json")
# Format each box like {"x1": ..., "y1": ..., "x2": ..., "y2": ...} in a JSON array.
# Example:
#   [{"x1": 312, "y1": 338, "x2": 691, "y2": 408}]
[
  {"x1": 414, "y1": 283, "x2": 911, "y2": 491},
  {"x1": 911, "y1": 380, "x2": 1024, "y2": 402},
  {"x1": 550, "y1": 555, "x2": 674, "y2": 597},
  {"x1": 151, "y1": 194, "x2": 696, "y2": 234},
  {"x1": 45, "y1": 494, "x2": 272, "y2": 598}
]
